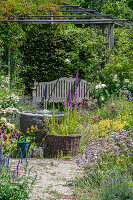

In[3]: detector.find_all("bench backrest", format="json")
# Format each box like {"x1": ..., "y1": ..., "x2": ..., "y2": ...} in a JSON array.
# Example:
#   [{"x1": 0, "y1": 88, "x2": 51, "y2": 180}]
[{"x1": 32, "y1": 77, "x2": 89, "y2": 107}]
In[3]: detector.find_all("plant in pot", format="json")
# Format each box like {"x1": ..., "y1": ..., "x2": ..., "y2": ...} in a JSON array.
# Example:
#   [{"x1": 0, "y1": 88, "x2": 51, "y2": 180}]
[{"x1": 46, "y1": 72, "x2": 84, "y2": 157}]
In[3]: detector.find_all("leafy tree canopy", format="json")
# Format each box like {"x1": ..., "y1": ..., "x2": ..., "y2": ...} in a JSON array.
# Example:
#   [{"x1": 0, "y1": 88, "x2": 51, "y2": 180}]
[
  {"x1": 71, "y1": 0, "x2": 133, "y2": 20},
  {"x1": 0, "y1": 0, "x2": 69, "y2": 20}
]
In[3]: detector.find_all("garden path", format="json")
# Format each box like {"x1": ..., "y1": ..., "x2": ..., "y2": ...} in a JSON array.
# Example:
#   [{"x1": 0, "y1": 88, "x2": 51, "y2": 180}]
[{"x1": 10, "y1": 158, "x2": 82, "y2": 200}]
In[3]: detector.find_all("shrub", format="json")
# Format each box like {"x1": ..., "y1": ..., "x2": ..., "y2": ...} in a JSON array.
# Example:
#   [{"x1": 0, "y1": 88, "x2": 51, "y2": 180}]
[
  {"x1": 91, "y1": 119, "x2": 126, "y2": 137},
  {"x1": 76, "y1": 129, "x2": 133, "y2": 185},
  {"x1": 0, "y1": 120, "x2": 19, "y2": 156}
]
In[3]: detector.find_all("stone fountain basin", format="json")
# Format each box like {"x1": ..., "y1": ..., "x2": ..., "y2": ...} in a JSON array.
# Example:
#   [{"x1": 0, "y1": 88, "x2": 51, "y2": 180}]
[{"x1": 20, "y1": 110, "x2": 64, "y2": 147}]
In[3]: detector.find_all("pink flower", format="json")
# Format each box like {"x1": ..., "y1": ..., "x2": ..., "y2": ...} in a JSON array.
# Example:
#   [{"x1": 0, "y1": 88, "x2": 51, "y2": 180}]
[
  {"x1": 112, "y1": 103, "x2": 116, "y2": 107},
  {"x1": 10, "y1": 141, "x2": 13, "y2": 144},
  {"x1": 18, "y1": 148, "x2": 21, "y2": 152}
]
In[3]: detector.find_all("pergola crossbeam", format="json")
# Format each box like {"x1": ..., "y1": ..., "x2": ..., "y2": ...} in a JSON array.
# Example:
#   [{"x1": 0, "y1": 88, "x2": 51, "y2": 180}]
[{"x1": 1, "y1": 19, "x2": 123, "y2": 24}]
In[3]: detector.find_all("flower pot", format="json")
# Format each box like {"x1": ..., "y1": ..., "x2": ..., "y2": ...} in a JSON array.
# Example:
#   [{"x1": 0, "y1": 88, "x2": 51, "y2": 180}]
[{"x1": 46, "y1": 134, "x2": 82, "y2": 157}]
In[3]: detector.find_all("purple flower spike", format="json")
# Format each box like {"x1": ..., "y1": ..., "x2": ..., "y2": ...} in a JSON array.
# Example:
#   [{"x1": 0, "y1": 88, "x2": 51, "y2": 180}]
[
  {"x1": 80, "y1": 99, "x2": 83, "y2": 109},
  {"x1": 26, "y1": 144, "x2": 29, "y2": 151},
  {"x1": 63, "y1": 99, "x2": 65, "y2": 106},
  {"x1": 0, "y1": 132, "x2": 2, "y2": 135},
  {"x1": 75, "y1": 100, "x2": 78, "y2": 108},
  {"x1": 1, "y1": 126, "x2": 5, "y2": 133},
  {"x1": 76, "y1": 71, "x2": 78, "y2": 84}
]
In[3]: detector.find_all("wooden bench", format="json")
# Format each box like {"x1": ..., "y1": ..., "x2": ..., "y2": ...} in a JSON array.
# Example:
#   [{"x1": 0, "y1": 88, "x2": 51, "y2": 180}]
[{"x1": 32, "y1": 77, "x2": 89, "y2": 108}]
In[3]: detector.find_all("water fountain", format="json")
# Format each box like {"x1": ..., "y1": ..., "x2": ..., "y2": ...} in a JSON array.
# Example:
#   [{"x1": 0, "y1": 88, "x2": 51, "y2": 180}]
[{"x1": 20, "y1": 109, "x2": 64, "y2": 147}]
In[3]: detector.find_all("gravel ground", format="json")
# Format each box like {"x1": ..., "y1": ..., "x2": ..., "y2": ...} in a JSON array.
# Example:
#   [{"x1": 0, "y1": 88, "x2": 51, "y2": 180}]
[{"x1": 10, "y1": 158, "x2": 82, "y2": 200}]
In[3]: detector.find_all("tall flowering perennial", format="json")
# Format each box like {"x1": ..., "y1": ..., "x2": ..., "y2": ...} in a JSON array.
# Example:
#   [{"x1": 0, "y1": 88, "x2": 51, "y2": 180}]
[
  {"x1": 75, "y1": 71, "x2": 78, "y2": 108},
  {"x1": 0, "y1": 142, "x2": 37, "y2": 199}
]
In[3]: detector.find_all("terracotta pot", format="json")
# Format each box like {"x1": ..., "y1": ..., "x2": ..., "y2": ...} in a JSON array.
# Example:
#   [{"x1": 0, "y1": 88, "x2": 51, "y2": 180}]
[{"x1": 46, "y1": 134, "x2": 82, "y2": 157}]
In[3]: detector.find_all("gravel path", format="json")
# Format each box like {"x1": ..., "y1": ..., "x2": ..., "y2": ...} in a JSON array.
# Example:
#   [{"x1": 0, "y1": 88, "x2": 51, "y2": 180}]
[{"x1": 10, "y1": 158, "x2": 82, "y2": 200}]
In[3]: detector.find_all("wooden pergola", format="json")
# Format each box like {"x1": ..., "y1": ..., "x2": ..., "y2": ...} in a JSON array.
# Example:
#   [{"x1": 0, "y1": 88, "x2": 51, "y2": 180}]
[{"x1": 0, "y1": 2, "x2": 129, "y2": 81}]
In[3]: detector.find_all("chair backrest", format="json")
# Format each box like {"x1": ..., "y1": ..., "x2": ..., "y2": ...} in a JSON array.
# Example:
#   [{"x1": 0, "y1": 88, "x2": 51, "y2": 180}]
[{"x1": 32, "y1": 77, "x2": 89, "y2": 107}]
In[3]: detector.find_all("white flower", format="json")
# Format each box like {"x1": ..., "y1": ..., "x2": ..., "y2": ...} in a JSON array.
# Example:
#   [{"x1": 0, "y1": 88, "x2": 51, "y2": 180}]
[
  {"x1": 6, "y1": 122, "x2": 15, "y2": 130},
  {"x1": 124, "y1": 79, "x2": 129, "y2": 83},
  {"x1": 1, "y1": 117, "x2": 7, "y2": 123},
  {"x1": 65, "y1": 59, "x2": 70, "y2": 64},
  {"x1": 95, "y1": 83, "x2": 106, "y2": 89},
  {"x1": 113, "y1": 74, "x2": 118, "y2": 82},
  {"x1": 5, "y1": 77, "x2": 9, "y2": 83},
  {"x1": 101, "y1": 97, "x2": 105, "y2": 101}
]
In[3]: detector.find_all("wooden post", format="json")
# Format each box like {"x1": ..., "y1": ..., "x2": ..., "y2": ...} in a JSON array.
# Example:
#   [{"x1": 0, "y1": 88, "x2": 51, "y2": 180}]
[
  {"x1": 108, "y1": 23, "x2": 114, "y2": 49},
  {"x1": 104, "y1": 25, "x2": 109, "y2": 64}
]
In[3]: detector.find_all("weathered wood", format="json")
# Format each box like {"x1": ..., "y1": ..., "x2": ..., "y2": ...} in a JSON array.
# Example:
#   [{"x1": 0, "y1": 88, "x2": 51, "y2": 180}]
[
  {"x1": 1, "y1": 19, "x2": 117, "y2": 24},
  {"x1": 108, "y1": 23, "x2": 114, "y2": 49},
  {"x1": 19, "y1": 14, "x2": 114, "y2": 18},
  {"x1": 32, "y1": 77, "x2": 89, "y2": 106}
]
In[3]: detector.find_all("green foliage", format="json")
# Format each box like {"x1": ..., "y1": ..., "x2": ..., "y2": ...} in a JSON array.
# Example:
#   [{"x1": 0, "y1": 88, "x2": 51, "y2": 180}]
[
  {"x1": 95, "y1": 93, "x2": 133, "y2": 120},
  {"x1": 48, "y1": 109, "x2": 82, "y2": 135},
  {"x1": 100, "y1": 168, "x2": 133, "y2": 200},
  {"x1": 0, "y1": 0, "x2": 67, "y2": 20},
  {"x1": 103, "y1": 0, "x2": 133, "y2": 20},
  {"x1": 0, "y1": 76, "x2": 20, "y2": 109},
  {"x1": 20, "y1": 26, "x2": 105, "y2": 92},
  {"x1": 72, "y1": 0, "x2": 133, "y2": 20},
  {"x1": 0, "y1": 167, "x2": 32, "y2": 200}
]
